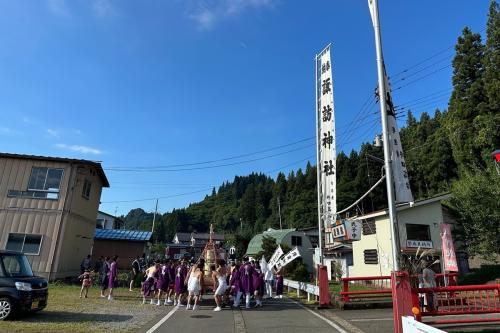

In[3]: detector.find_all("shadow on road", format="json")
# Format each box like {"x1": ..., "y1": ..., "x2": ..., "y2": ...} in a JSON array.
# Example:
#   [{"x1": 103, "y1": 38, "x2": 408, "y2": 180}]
[{"x1": 17, "y1": 311, "x2": 133, "y2": 323}]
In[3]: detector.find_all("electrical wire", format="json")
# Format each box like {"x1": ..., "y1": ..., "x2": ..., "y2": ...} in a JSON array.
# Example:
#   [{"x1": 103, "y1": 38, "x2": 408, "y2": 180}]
[{"x1": 105, "y1": 136, "x2": 314, "y2": 169}]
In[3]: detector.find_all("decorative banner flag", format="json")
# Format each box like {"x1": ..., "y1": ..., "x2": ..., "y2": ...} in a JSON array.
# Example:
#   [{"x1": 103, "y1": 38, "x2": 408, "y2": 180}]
[
  {"x1": 275, "y1": 247, "x2": 301, "y2": 271},
  {"x1": 268, "y1": 246, "x2": 284, "y2": 270},
  {"x1": 381, "y1": 68, "x2": 414, "y2": 203},
  {"x1": 441, "y1": 224, "x2": 458, "y2": 272},
  {"x1": 316, "y1": 44, "x2": 337, "y2": 229},
  {"x1": 368, "y1": 0, "x2": 413, "y2": 203}
]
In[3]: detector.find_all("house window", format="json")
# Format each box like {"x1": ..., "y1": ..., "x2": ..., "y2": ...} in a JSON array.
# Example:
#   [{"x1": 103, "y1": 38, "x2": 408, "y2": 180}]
[
  {"x1": 8, "y1": 167, "x2": 64, "y2": 200},
  {"x1": 82, "y1": 179, "x2": 92, "y2": 199},
  {"x1": 363, "y1": 249, "x2": 378, "y2": 265},
  {"x1": 291, "y1": 236, "x2": 302, "y2": 246},
  {"x1": 5, "y1": 233, "x2": 43, "y2": 255},
  {"x1": 406, "y1": 224, "x2": 431, "y2": 241},
  {"x1": 362, "y1": 218, "x2": 376, "y2": 235}
]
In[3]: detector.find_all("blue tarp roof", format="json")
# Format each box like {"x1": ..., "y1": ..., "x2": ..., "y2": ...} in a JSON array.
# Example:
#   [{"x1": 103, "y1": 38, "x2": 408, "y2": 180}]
[{"x1": 94, "y1": 229, "x2": 152, "y2": 242}]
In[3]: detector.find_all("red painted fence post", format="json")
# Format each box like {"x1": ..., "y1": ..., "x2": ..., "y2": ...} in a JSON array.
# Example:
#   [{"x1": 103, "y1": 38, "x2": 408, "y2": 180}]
[
  {"x1": 391, "y1": 271, "x2": 414, "y2": 333},
  {"x1": 342, "y1": 278, "x2": 349, "y2": 303},
  {"x1": 318, "y1": 265, "x2": 330, "y2": 308}
]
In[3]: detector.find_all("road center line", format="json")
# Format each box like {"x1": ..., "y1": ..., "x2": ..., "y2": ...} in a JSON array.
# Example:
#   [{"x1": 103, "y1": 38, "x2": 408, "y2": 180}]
[
  {"x1": 233, "y1": 309, "x2": 247, "y2": 333},
  {"x1": 145, "y1": 306, "x2": 178, "y2": 333},
  {"x1": 286, "y1": 298, "x2": 349, "y2": 333}
]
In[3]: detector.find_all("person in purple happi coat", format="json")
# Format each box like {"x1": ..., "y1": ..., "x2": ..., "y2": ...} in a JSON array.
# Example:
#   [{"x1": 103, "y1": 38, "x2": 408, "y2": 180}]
[
  {"x1": 174, "y1": 258, "x2": 188, "y2": 306},
  {"x1": 107, "y1": 255, "x2": 118, "y2": 301},
  {"x1": 275, "y1": 269, "x2": 284, "y2": 299},
  {"x1": 229, "y1": 263, "x2": 241, "y2": 307},
  {"x1": 165, "y1": 260, "x2": 176, "y2": 305},
  {"x1": 252, "y1": 263, "x2": 264, "y2": 307},
  {"x1": 235, "y1": 257, "x2": 254, "y2": 309}
]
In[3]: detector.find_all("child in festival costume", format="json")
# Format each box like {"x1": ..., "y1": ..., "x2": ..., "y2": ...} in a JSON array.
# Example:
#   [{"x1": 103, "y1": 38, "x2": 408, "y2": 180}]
[
  {"x1": 174, "y1": 259, "x2": 188, "y2": 306},
  {"x1": 142, "y1": 263, "x2": 159, "y2": 305},
  {"x1": 275, "y1": 269, "x2": 284, "y2": 299},
  {"x1": 78, "y1": 269, "x2": 93, "y2": 298},
  {"x1": 186, "y1": 263, "x2": 204, "y2": 310}
]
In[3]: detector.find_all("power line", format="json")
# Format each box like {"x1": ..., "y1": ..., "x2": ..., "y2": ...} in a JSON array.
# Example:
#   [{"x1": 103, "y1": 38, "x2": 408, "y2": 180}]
[
  {"x1": 100, "y1": 187, "x2": 215, "y2": 204},
  {"x1": 395, "y1": 88, "x2": 452, "y2": 107},
  {"x1": 105, "y1": 144, "x2": 315, "y2": 172},
  {"x1": 393, "y1": 64, "x2": 452, "y2": 91},
  {"x1": 105, "y1": 136, "x2": 314, "y2": 169},
  {"x1": 390, "y1": 54, "x2": 453, "y2": 85}
]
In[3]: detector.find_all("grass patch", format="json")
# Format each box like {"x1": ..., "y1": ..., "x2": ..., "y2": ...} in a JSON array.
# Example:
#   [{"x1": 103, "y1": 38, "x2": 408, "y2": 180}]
[
  {"x1": 329, "y1": 281, "x2": 376, "y2": 294},
  {"x1": 0, "y1": 284, "x2": 166, "y2": 333}
]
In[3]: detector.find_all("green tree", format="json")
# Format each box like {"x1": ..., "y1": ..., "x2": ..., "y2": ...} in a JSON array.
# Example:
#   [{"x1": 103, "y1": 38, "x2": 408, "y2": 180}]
[
  {"x1": 449, "y1": 166, "x2": 500, "y2": 260},
  {"x1": 446, "y1": 27, "x2": 487, "y2": 172},
  {"x1": 256, "y1": 235, "x2": 278, "y2": 261}
]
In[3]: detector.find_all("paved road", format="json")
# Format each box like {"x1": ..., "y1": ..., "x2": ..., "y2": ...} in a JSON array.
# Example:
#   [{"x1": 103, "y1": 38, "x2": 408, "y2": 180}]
[
  {"x1": 141, "y1": 297, "x2": 348, "y2": 333},
  {"x1": 140, "y1": 297, "x2": 500, "y2": 333}
]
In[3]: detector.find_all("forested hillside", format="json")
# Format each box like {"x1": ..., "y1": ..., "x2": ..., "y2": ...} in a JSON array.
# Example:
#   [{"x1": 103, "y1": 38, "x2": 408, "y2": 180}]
[{"x1": 123, "y1": 2, "x2": 499, "y2": 260}]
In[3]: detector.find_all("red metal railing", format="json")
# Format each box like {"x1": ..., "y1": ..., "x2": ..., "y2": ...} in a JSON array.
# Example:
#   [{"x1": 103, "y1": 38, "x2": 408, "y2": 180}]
[
  {"x1": 340, "y1": 273, "x2": 458, "y2": 303},
  {"x1": 340, "y1": 276, "x2": 392, "y2": 302},
  {"x1": 415, "y1": 284, "x2": 500, "y2": 325}
]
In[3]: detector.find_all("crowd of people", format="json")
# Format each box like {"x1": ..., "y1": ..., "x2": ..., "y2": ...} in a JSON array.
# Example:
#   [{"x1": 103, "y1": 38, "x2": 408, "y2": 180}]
[
  {"x1": 136, "y1": 256, "x2": 284, "y2": 311},
  {"x1": 78, "y1": 254, "x2": 284, "y2": 312}
]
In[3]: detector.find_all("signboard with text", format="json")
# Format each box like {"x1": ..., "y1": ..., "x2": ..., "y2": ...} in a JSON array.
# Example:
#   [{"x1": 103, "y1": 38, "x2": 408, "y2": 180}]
[
  {"x1": 406, "y1": 240, "x2": 433, "y2": 249},
  {"x1": 316, "y1": 44, "x2": 337, "y2": 231}
]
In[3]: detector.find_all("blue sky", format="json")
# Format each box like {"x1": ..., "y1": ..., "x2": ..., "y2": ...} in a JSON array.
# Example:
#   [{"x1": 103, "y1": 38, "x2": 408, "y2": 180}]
[{"x1": 0, "y1": 0, "x2": 490, "y2": 216}]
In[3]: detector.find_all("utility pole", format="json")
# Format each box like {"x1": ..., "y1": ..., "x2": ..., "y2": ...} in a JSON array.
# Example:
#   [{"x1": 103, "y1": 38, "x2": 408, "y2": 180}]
[
  {"x1": 277, "y1": 196, "x2": 283, "y2": 230},
  {"x1": 370, "y1": 0, "x2": 401, "y2": 271},
  {"x1": 151, "y1": 198, "x2": 158, "y2": 234},
  {"x1": 239, "y1": 218, "x2": 243, "y2": 232}
]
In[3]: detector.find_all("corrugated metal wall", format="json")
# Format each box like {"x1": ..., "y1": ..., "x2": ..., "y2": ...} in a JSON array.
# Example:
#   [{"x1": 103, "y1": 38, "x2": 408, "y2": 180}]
[{"x1": 0, "y1": 157, "x2": 71, "y2": 277}]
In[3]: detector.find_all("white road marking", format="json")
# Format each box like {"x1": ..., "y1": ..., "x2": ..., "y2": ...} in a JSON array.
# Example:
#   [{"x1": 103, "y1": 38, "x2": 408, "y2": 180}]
[
  {"x1": 145, "y1": 306, "x2": 178, "y2": 333},
  {"x1": 350, "y1": 318, "x2": 393, "y2": 322},
  {"x1": 286, "y1": 298, "x2": 349, "y2": 333}
]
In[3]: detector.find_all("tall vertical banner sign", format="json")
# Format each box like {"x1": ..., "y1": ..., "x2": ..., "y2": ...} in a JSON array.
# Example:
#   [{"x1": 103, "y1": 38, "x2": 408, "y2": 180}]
[
  {"x1": 382, "y1": 70, "x2": 413, "y2": 203},
  {"x1": 368, "y1": 0, "x2": 413, "y2": 204},
  {"x1": 316, "y1": 45, "x2": 337, "y2": 230},
  {"x1": 440, "y1": 224, "x2": 458, "y2": 272}
]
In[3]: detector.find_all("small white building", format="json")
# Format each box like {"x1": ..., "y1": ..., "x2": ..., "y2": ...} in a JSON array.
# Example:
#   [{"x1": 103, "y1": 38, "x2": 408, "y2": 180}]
[
  {"x1": 96, "y1": 211, "x2": 124, "y2": 230},
  {"x1": 344, "y1": 194, "x2": 467, "y2": 277}
]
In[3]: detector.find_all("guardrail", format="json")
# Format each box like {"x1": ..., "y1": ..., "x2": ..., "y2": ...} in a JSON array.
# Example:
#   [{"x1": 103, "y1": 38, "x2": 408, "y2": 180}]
[
  {"x1": 284, "y1": 279, "x2": 319, "y2": 302},
  {"x1": 415, "y1": 284, "x2": 500, "y2": 325}
]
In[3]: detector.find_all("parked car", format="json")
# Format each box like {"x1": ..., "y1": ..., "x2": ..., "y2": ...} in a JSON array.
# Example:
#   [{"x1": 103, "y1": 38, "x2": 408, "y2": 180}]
[{"x1": 0, "y1": 250, "x2": 48, "y2": 320}]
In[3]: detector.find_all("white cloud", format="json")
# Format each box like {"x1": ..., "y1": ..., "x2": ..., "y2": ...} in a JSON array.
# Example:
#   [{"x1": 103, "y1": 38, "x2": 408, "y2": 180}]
[
  {"x1": 187, "y1": 0, "x2": 277, "y2": 30},
  {"x1": 55, "y1": 144, "x2": 103, "y2": 155},
  {"x1": 47, "y1": 0, "x2": 70, "y2": 17},
  {"x1": 92, "y1": 0, "x2": 115, "y2": 18},
  {"x1": 0, "y1": 127, "x2": 21, "y2": 136},
  {"x1": 46, "y1": 128, "x2": 60, "y2": 138},
  {"x1": 189, "y1": 7, "x2": 217, "y2": 30}
]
